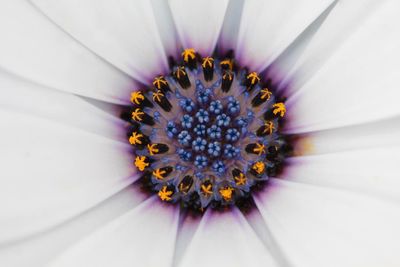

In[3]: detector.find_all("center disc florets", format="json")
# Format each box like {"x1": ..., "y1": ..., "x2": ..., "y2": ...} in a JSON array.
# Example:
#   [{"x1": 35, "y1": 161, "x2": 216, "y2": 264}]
[{"x1": 123, "y1": 48, "x2": 289, "y2": 211}]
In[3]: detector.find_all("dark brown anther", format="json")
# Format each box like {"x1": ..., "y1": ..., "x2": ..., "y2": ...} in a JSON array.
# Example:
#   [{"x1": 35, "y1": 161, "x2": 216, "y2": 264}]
[
  {"x1": 221, "y1": 70, "x2": 234, "y2": 92},
  {"x1": 245, "y1": 72, "x2": 260, "y2": 91},
  {"x1": 245, "y1": 143, "x2": 266, "y2": 155},
  {"x1": 130, "y1": 91, "x2": 153, "y2": 108},
  {"x1": 129, "y1": 131, "x2": 150, "y2": 149},
  {"x1": 256, "y1": 121, "x2": 275, "y2": 137},
  {"x1": 220, "y1": 59, "x2": 233, "y2": 71},
  {"x1": 251, "y1": 88, "x2": 272, "y2": 107},
  {"x1": 147, "y1": 143, "x2": 169, "y2": 155},
  {"x1": 179, "y1": 175, "x2": 194, "y2": 194},
  {"x1": 182, "y1": 48, "x2": 197, "y2": 70},
  {"x1": 152, "y1": 166, "x2": 173, "y2": 180},
  {"x1": 131, "y1": 108, "x2": 155, "y2": 126},
  {"x1": 152, "y1": 90, "x2": 172, "y2": 112},
  {"x1": 174, "y1": 66, "x2": 191, "y2": 89},
  {"x1": 153, "y1": 76, "x2": 171, "y2": 93},
  {"x1": 232, "y1": 168, "x2": 246, "y2": 186},
  {"x1": 202, "y1": 57, "x2": 214, "y2": 81}
]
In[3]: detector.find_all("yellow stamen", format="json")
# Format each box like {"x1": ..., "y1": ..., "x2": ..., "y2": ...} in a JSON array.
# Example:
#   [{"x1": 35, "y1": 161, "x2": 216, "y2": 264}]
[
  {"x1": 134, "y1": 156, "x2": 149, "y2": 171},
  {"x1": 175, "y1": 67, "x2": 186, "y2": 79},
  {"x1": 252, "y1": 161, "x2": 265, "y2": 174},
  {"x1": 152, "y1": 90, "x2": 164, "y2": 102},
  {"x1": 179, "y1": 182, "x2": 190, "y2": 193},
  {"x1": 263, "y1": 121, "x2": 275, "y2": 135},
  {"x1": 131, "y1": 108, "x2": 144, "y2": 121},
  {"x1": 129, "y1": 132, "x2": 143, "y2": 145},
  {"x1": 247, "y1": 72, "x2": 260, "y2": 85},
  {"x1": 152, "y1": 168, "x2": 166, "y2": 180},
  {"x1": 130, "y1": 91, "x2": 145, "y2": 105},
  {"x1": 202, "y1": 57, "x2": 214, "y2": 68},
  {"x1": 223, "y1": 72, "x2": 233, "y2": 81},
  {"x1": 272, "y1": 102, "x2": 286, "y2": 117},
  {"x1": 201, "y1": 183, "x2": 213, "y2": 196},
  {"x1": 219, "y1": 187, "x2": 234, "y2": 201},
  {"x1": 158, "y1": 186, "x2": 173, "y2": 201},
  {"x1": 220, "y1": 59, "x2": 233, "y2": 70},
  {"x1": 153, "y1": 76, "x2": 168, "y2": 89},
  {"x1": 234, "y1": 173, "x2": 246, "y2": 186},
  {"x1": 253, "y1": 143, "x2": 266, "y2": 156},
  {"x1": 260, "y1": 88, "x2": 272, "y2": 100},
  {"x1": 147, "y1": 144, "x2": 159, "y2": 156},
  {"x1": 182, "y1": 48, "x2": 196, "y2": 62}
]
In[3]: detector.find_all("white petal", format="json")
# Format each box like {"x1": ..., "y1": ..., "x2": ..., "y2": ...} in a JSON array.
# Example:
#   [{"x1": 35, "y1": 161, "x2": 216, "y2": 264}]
[
  {"x1": 31, "y1": 0, "x2": 177, "y2": 83},
  {"x1": 285, "y1": 146, "x2": 400, "y2": 202},
  {"x1": 293, "y1": 116, "x2": 400, "y2": 155},
  {"x1": 169, "y1": 0, "x2": 229, "y2": 55},
  {"x1": 0, "y1": 108, "x2": 135, "y2": 243},
  {"x1": 0, "y1": 0, "x2": 134, "y2": 104},
  {"x1": 287, "y1": 117, "x2": 400, "y2": 200},
  {"x1": 178, "y1": 208, "x2": 279, "y2": 267},
  {"x1": 235, "y1": 0, "x2": 334, "y2": 72},
  {"x1": 0, "y1": 187, "x2": 147, "y2": 267},
  {"x1": 285, "y1": 0, "x2": 400, "y2": 133},
  {"x1": 49, "y1": 197, "x2": 179, "y2": 267},
  {"x1": 0, "y1": 70, "x2": 126, "y2": 142},
  {"x1": 255, "y1": 179, "x2": 400, "y2": 267}
]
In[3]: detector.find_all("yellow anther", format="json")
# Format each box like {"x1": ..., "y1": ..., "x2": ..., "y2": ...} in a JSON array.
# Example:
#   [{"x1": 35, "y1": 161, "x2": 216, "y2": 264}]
[
  {"x1": 158, "y1": 186, "x2": 173, "y2": 201},
  {"x1": 234, "y1": 173, "x2": 246, "y2": 186},
  {"x1": 130, "y1": 91, "x2": 144, "y2": 105},
  {"x1": 263, "y1": 121, "x2": 275, "y2": 135},
  {"x1": 182, "y1": 48, "x2": 196, "y2": 62},
  {"x1": 134, "y1": 156, "x2": 149, "y2": 171},
  {"x1": 219, "y1": 187, "x2": 234, "y2": 201},
  {"x1": 220, "y1": 59, "x2": 233, "y2": 70},
  {"x1": 175, "y1": 67, "x2": 186, "y2": 79},
  {"x1": 147, "y1": 144, "x2": 159, "y2": 156},
  {"x1": 201, "y1": 183, "x2": 213, "y2": 196},
  {"x1": 129, "y1": 132, "x2": 143, "y2": 145},
  {"x1": 131, "y1": 108, "x2": 144, "y2": 121},
  {"x1": 253, "y1": 143, "x2": 266, "y2": 156},
  {"x1": 223, "y1": 72, "x2": 233, "y2": 81},
  {"x1": 179, "y1": 183, "x2": 190, "y2": 193},
  {"x1": 260, "y1": 88, "x2": 272, "y2": 100},
  {"x1": 152, "y1": 168, "x2": 166, "y2": 180},
  {"x1": 202, "y1": 57, "x2": 214, "y2": 68},
  {"x1": 247, "y1": 72, "x2": 260, "y2": 85},
  {"x1": 252, "y1": 161, "x2": 265, "y2": 174},
  {"x1": 153, "y1": 76, "x2": 168, "y2": 89},
  {"x1": 152, "y1": 90, "x2": 164, "y2": 102},
  {"x1": 272, "y1": 102, "x2": 286, "y2": 117}
]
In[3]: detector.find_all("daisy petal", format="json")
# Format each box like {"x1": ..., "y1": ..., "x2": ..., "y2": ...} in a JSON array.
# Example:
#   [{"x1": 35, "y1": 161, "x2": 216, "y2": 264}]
[
  {"x1": 31, "y1": 0, "x2": 177, "y2": 82},
  {"x1": 255, "y1": 179, "x2": 400, "y2": 267},
  {"x1": 0, "y1": 0, "x2": 134, "y2": 104},
  {"x1": 286, "y1": 0, "x2": 400, "y2": 132},
  {"x1": 169, "y1": 0, "x2": 229, "y2": 55},
  {"x1": 178, "y1": 208, "x2": 279, "y2": 267},
  {"x1": 0, "y1": 109, "x2": 135, "y2": 243},
  {"x1": 235, "y1": 0, "x2": 334, "y2": 71},
  {"x1": 287, "y1": 117, "x2": 400, "y2": 200},
  {"x1": 286, "y1": 146, "x2": 400, "y2": 202},
  {"x1": 0, "y1": 187, "x2": 146, "y2": 267},
  {"x1": 49, "y1": 197, "x2": 179, "y2": 267},
  {"x1": 0, "y1": 70, "x2": 126, "y2": 141}
]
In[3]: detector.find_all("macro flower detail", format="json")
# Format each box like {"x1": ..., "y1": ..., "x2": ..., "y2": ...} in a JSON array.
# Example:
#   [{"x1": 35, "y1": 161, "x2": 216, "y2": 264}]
[
  {"x1": 2, "y1": 0, "x2": 400, "y2": 267},
  {"x1": 124, "y1": 48, "x2": 290, "y2": 211}
]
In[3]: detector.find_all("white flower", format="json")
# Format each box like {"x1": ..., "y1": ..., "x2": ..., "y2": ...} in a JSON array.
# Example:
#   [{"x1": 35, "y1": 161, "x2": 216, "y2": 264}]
[{"x1": 0, "y1": 0, "x2": 400, "y2": 267}]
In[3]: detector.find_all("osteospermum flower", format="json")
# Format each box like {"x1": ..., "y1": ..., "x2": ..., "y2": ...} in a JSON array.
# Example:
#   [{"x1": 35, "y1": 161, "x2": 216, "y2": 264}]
[{"x1": 1, "y1": 0, "x2": 400, "y2": 266}]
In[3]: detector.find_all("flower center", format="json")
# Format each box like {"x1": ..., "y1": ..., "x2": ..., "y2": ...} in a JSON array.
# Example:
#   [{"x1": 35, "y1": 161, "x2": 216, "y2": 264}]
[{"x1": 124, "y1": 48, "x2": 289, "y2": 211}]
